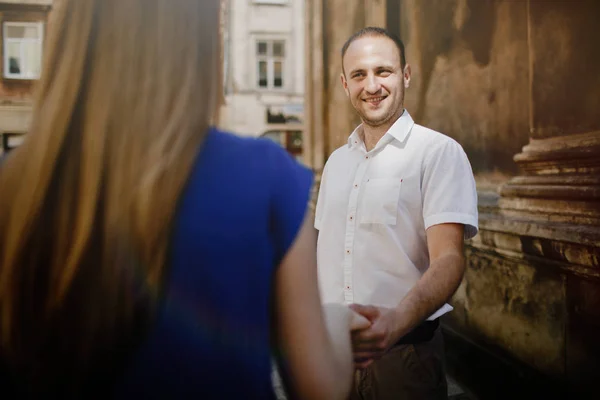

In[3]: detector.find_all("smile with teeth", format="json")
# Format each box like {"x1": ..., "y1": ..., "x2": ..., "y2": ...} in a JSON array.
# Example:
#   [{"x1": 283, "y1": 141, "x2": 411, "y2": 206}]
[{"x1": 364, "y1": 96, "x2": 386, "y2": 103}]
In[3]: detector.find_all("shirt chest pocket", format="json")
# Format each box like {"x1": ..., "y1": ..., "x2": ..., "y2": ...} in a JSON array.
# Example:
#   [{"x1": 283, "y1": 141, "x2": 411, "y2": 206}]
[{"x1": 359, "y1": 178, "x2": 402, "y2": 225}]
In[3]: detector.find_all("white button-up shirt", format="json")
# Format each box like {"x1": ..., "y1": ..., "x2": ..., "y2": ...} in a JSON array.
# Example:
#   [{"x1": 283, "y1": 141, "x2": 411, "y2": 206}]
[{"x1": 315, "y1": 111, "x2": 478, "y2": 320}]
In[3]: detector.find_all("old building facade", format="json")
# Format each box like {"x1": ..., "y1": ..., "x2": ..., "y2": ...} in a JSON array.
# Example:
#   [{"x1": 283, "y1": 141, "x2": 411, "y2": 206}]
[
  {"x1": 219, "y1": 0, "x2": 305, "y2": 159},
  {"x1": 0, "y1": 0, "x2": 52, "y2": 155}
]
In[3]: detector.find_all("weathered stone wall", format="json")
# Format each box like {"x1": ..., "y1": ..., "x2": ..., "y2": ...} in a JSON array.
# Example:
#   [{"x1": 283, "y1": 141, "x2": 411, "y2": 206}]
[
  {"x1": 528, "y1": 0, "x2": 600, "y2": 139},
  {"x1": 393, "y1": 0, "x2": 530, "y2": 174},
  {"x1": 307, "y1": 0, "x2": 534, "y2": 175},
  {"x1": 456, "y1": 244, "x2": 567, "y2": 377}
]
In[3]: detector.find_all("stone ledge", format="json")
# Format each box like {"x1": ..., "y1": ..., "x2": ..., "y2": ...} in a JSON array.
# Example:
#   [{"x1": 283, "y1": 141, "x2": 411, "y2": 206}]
[{"x1": 475, "y1": 212, "x2": 600, "y2": 247}]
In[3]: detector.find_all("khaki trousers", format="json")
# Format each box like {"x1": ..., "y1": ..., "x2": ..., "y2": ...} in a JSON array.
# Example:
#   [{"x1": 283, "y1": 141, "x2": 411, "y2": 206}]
[{"x1": 349, "y1": 328, "x2": 448, "y2": 400}]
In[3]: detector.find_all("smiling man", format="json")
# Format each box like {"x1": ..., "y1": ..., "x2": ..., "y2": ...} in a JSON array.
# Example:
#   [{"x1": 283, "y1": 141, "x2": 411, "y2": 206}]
[{"x1": 314, "y1": 27, "x2": 479, "y2": 399}]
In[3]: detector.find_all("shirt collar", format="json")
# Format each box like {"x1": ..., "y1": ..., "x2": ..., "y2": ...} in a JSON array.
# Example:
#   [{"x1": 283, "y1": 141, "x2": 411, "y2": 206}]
[
  {"x1": 347, "y1": 125, "x2": 364, "y2": 148},
  {"x1": 347, "y1": 109, "x2": 415, "y2": 149}
]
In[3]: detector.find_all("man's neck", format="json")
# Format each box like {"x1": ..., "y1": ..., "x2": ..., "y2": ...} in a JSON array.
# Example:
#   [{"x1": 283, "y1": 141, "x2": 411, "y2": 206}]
[{"x1": 361, "y1": 109, "x2": 404, "y2": 152}]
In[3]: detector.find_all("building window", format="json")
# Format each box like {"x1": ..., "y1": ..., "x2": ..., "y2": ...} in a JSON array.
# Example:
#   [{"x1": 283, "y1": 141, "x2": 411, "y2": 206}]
[
  {"x1": 3, "y1": 22, "x2": 44, "y2": 80},
  {"x1": 1, "y1": 132, "x2": 25, "y2": 153},
  {"x1": 256, "y1": 40, "x2": 285, "y2": 90}
]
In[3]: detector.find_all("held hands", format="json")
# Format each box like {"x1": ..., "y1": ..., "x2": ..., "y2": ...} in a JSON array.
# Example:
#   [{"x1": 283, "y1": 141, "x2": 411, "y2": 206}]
[
  {"x1": 349, "y1": 304, "x2": 402, "y2": 369},
  {"x1": 321, "y1": 303, "x2": 398, "y2": 370},
  {"x1": 320, "y1": 303, "x2": 371, "y2": 369},
  {"x1": 322, "y1": 303, "x2": 371, "y2": 333},
  {"x1": 349, "y1": 308, "x2": 371, "y2": 331}
]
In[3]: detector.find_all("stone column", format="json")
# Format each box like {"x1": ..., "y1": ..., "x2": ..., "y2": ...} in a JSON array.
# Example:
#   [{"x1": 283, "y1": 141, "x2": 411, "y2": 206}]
[
  {"x1": 501, "y1": 0, "x2": 600, "y2": 390},
  {"x1": 499, "y1": 1, "x2": 600, "y2": 227},
  {"x1": 303, "y1": 0, "x2": 324, "y2": 174},
  {"x1": 461, "y1": 0, "x2": 600, "y2": 393}
]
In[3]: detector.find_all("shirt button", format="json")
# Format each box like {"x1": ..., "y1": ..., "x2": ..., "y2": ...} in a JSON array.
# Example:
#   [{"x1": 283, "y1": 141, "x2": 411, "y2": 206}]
[
  {"x1": 354, "y1": 184, "x2": 358, "y2": 188},
  {"x1": 346, "y1": 250, "x2": 351, "y2": 254},
  {"x1": 349, "y1": 216, "x2": 353, "y2": 221},
  {"x1": 365, "y1": 155, "x2": 369, "y2": 159}
]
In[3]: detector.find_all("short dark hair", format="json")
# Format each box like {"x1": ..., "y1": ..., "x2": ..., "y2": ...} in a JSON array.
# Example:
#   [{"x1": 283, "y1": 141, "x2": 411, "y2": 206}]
[{"x1": 341, "y1": 26, "x2": 406, "y2": 73}]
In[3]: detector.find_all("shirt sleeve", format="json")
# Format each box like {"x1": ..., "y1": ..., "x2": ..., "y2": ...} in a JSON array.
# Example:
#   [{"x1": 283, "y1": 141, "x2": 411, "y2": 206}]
[
  {"x1": 313, "y1": 161, "x2": 329, "y2": 231},
  {"x1": 265, "y1": 140, "x2": 314, "y2": 264},
  {"x1": 422, "y1": 139, "x2": 479, "y2": 239}
]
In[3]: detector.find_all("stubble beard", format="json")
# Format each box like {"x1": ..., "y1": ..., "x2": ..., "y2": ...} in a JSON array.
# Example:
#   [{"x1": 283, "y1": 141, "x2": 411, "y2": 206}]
[
  {"x1": 355, "y1": 86, "x2": 405, "y2": 129},
  {"x1": 357, "y1": 101, "x2": 403, "y2": 129},
  {"x1": 360, "y1": 108, "x2": 394, "y2": 128}
]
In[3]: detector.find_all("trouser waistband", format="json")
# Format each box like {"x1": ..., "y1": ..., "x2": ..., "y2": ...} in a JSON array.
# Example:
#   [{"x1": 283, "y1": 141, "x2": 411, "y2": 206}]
[{"x1": 393, "y1": 318, "x2": 439, "y2": 346}]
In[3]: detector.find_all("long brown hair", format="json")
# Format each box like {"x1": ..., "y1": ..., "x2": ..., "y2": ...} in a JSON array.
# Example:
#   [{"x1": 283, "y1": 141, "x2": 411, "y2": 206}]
[{"x1": 0, "y1": 0, "x2": 221, "y2": 393}]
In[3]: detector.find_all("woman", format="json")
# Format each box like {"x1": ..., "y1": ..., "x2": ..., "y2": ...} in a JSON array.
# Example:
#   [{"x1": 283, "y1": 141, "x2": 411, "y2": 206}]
[{"x1": 0, "y1": 0, "x2": 365, "y2": 398}]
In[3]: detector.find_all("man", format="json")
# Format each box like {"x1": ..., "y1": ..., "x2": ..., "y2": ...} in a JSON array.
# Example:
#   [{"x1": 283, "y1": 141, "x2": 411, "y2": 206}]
[{"x1": 314, "y1": 27, "x2": 478, "y2": 399}]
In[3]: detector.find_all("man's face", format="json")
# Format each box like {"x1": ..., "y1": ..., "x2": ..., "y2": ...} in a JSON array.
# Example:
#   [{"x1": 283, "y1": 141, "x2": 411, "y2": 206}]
[{"x1": 341, "y1": 36, "x2": 410, "y2": 128}]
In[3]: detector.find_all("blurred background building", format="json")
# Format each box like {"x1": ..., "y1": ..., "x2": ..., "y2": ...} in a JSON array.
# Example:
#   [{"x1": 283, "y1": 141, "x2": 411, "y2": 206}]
[
  {"x1": 0, "y1": 0, "x2": 51, "y2": 156},
  {"x1": 219, "y1": 0, "x2": 305, "y2": 162}
]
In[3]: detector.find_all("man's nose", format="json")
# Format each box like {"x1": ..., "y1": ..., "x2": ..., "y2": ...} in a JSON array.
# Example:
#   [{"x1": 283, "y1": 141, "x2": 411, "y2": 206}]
[{"x1": 365, "y1": 75, "x2": 381, "y2": 94}]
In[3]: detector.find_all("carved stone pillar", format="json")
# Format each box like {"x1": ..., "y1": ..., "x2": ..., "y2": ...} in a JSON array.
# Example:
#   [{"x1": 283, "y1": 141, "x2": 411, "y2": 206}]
[
  {"x1": 502, "y1": 1, "x2": 600, "y2": 390},
  {"x1": 452, "y1": 0, "x2": 600, "y2": 394},
  {"x1": 499, "y1": 0, "x2": 600, "y2": 227}
]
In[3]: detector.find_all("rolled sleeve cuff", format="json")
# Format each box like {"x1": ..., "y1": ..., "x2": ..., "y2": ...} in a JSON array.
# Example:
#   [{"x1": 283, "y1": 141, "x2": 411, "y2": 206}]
[
  {"x1": 424, "y1": 212, "x2": 479, "y2": 240},
  {"x1": 428, "y1": 303, "x2": 454, "y2": 320},
  {"x1": 314, "y1": 218, "x2": 322, "y2": 231}
]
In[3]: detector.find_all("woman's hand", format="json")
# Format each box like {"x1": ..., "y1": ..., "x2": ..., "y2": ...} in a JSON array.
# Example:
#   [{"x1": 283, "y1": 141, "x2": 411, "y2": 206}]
[{"x1": 349, "y1": 308, "x2": 371, "y2": 331}]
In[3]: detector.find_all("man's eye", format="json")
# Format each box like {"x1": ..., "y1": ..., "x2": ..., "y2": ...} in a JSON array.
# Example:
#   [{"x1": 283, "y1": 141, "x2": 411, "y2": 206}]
[{"x1": 379, "y1": 71, "x2": 391, "y2": 77}]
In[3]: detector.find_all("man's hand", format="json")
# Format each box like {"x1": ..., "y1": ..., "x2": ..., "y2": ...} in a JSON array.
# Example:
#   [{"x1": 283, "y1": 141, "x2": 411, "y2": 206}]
[{"x1": 349, "y1": 304, "x2": 402, "y2": 369}]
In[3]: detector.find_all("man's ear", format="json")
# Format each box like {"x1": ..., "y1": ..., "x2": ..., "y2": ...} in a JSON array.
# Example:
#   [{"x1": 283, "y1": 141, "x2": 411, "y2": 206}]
[
  {"x1": 403, "y1": 64, "x2": 412, "y2": 89},
  {"x1": 340, "y1": 73, "x2": 350, "y2": 97}
]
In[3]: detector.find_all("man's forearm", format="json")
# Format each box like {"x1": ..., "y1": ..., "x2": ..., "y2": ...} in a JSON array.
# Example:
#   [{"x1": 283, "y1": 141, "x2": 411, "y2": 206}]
[{"x1": 391, "y1": 253, "x2": 465, "y2": 339}]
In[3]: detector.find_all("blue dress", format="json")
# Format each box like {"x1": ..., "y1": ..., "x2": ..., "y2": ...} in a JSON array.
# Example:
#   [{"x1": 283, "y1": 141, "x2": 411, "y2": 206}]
[{"x1": 116, "y1": 128, "x2": 313, "y2": 398}]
